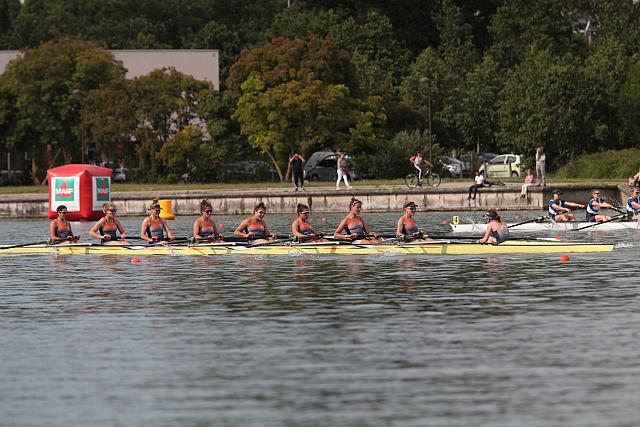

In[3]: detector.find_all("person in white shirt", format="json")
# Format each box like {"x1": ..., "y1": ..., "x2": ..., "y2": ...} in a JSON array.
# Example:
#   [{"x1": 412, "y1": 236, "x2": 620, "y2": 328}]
[{"x1": 468, "y1": 170, "x2": 485, "y2": 200}]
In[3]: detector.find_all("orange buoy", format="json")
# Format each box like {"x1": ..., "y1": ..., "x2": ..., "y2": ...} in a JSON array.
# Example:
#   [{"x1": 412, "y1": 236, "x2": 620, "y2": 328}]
[
  {"x1": 554, "y1": 235, "x2": 562, "y2": 240},
  {"x1": 559, "y1": 255, "x2": 570, "y2": 263},
  {"x1": 131, "y1": 257, "x2": 141, "y2": 263},
  {"x1": 218, "y1": 223, "x2": 224, "y2": 228},
  {"x1": 159, "y1": 199, "x2": 175, "y2": 220}
]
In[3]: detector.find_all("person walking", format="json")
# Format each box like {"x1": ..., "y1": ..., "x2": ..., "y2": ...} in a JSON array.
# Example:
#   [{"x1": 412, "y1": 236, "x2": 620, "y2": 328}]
[
  {"x1": 468, "y1": 170, "x2": 485, "y2": 200},
  {"x1": 336, "y1": 152, "x2": 351, "y2": 190},
  {"x1": 289, "y1": 153, "x2": 305, "y2": 191},
  {"x1": 535, "y1": 147, "x2": 546, "y2": 187}
]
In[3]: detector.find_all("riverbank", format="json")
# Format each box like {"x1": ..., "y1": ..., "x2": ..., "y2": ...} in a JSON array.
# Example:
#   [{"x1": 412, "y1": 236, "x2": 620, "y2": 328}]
[{"x1": 0, "y1": 181, "x2": 630, "y2": 218}]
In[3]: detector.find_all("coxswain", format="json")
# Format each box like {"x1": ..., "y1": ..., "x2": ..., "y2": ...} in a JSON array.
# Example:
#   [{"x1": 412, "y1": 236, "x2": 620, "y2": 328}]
[
  {"x1": 333, "y1": 197, "x2": 380, "y2": 244},
  {"x1": 140, "y1": 198, "x2": 175, "y2": 243},
  {"x1": 234, "y1": 202, "x2": 273, "y2": 244},
  {"x1": 626, "y1": 187, "x2": 640, "y2": 220},
  {"x1": 477, "y1": 209, "x2": 510, "y2": 244},
  {"x1": 396, "y1": 201, "x2": 428, "y2": 242},
  {"x1": 548, "y1": 189, "x2": 584, "y2": 222},
  {"x1": 49, "y1": 205, "x2": 79, "y2": 243},
  {"x1": 291, "y1": 203, "x2": 326, "y2": 242},
  {"x1": 586, "y1": 189, "x2": 616, "y2": 222},
  {"x1": 89, "y1": 202, "x2": 129, "y2": 244},
  {"x1": 192, "y1": 199, "x2": 222, "y2": 242}
]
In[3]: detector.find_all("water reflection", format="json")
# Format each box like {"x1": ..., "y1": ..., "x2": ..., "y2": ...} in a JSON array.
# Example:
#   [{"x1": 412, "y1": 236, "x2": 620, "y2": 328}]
[{"x1": 2, "y1": 215, "x2": 640, "y2": 426}]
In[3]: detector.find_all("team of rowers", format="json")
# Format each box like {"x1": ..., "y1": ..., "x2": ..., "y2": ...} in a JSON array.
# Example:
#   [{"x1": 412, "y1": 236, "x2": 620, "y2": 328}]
[
  {"x1": 48, "y1": 187, "x2": 629, "y2": 246},
  {"x1": 48, "y1": 197, "x2": 509, "y2": 246}
]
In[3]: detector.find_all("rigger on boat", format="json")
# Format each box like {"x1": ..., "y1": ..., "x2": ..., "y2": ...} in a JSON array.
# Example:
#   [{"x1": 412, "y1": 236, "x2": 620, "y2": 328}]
[{"x1": 0, "y1": 201, "x2": 616, "y2": 256}]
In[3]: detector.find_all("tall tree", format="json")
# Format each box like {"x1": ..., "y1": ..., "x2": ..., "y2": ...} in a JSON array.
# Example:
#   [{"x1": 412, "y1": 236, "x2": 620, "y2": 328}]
[
  {"x1": 496, "y1": 49, "x2": 598, "y2": 170},
  {"x1": 228, "y1": 36, "x2": 385, "y2": 181},
  {"x1": 0, "y1": 37, "x2": 126, "y2": 182}
]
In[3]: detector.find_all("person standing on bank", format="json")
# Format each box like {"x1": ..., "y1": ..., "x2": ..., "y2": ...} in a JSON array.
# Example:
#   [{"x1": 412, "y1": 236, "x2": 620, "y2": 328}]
[
  {"x1": 535, "y1": 147, "x2": 546, "y2": 187},
  {"x1": 289, "y1": 153, "x2": 305, "y2": 191},
  {"x1": 336, "y1": 152, "x2": 351, "y2": 190}
]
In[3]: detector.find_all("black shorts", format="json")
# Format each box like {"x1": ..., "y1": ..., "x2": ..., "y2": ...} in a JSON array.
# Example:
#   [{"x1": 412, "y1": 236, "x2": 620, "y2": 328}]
[{"x1": 586, "y1": 212, "x2": 597, "y2": 222}]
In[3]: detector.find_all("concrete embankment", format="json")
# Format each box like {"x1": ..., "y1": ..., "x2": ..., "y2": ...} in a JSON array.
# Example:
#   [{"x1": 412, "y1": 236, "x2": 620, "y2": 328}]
[{"x1": 0, "y1": 182, "x2": 628, "y2": 218}]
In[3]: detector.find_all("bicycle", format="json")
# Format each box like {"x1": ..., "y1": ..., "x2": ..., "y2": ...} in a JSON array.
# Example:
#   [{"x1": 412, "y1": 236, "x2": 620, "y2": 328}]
[{"x1": 405, "y1": 163, "x2": 442, "y2": 189}]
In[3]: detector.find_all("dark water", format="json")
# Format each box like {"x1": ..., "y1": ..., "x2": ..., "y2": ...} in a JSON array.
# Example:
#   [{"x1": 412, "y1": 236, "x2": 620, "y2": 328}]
[{"x1": 1, "y1": 212, "x2": 640, "y2": 427}]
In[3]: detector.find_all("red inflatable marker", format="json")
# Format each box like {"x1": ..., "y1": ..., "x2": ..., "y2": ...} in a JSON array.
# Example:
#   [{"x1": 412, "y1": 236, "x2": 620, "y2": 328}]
[
  {"x1": 559, "y1": 255, "x2": 570, "y2": 263},
  {"x1": 131, "y1": 257, "x2": 141, "y2": 264}
]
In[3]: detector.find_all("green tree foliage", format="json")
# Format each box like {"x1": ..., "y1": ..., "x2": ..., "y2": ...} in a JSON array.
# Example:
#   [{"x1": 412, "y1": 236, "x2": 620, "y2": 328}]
[
  {"x1": 452, "y1": 56, "x2": 502, "y2": 153},
  {"x1": 229, "y1": 37, "x2": 386, "y2": 181},
  {"x1": 496, "y1": 49, "x2": 599, "y2": 170},
  {"x1": 128, "y1": 68, "x2": 211, "y2": 181},
  {"x1": 82, "y1": 79, "x2": 136, "y2": 164},
  {"x1": 157, "y1": 125, "x2": 218, "y2": 182},
  {"x1": 264, "y1": 5, "x2": 341, "y2": 41},
  {"x1": 617, "y1": 58, "x2": 640, "y2": 147},
  {"x1": 189, "y1": 21, "x2": 241, "y2": 82},
  {"x1": 488, "y1": 0, "x2": 575, "y2": 69},
  {"x1": 332, "y1": 10, "x2": 411, "y2": 94},
  {"x1": 0, "y1": 0, "x2": 20, "y2": 48},
  {"x1": 0, "y1": 37, "x2": 126, "y2": 182}
]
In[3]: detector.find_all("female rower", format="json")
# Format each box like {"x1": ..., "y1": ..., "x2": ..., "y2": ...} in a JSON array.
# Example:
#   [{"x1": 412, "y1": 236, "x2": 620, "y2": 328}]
[
  {"x1": 140, "y1": 198, "x2": 175, "y2": 243},
  {"x1": 476, "y1": 209, "x2": 510, "y2": 244},
  {"x1": 586, "y1": 189, "x2": 616, "y2": 222},
  {"x1": 89, "y1": 203, "x2": 129, "y2": 244},
  {"x1": 396, "y1": 201, "x2": 428, "y2": 242},
  {"x1": 291, "y1": 203, "x2": 326, "y2": 242},
  {"x1": 234, "y1": 202, "x2": 273, "y2": 244},
  {"x1": 49, "y1": 205, "x2": 79, "y2": 243},
  {"x1": 548, "y1": 189, "x2": 584, "y2": 222},
  {"x1": 333, "y1": 197, "x2": 380, "y2": 244},
  {"x1": 192, "y1": 199, "x2": 222, "y2": 242}
]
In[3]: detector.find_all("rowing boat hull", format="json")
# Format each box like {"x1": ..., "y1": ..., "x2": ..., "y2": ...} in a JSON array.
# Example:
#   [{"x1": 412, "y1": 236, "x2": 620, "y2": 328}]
[
  {"x1": 0, "y1": 241, "x2": 615, "y2": 256},
  {"x1": 450, "y1": 221, "x2": 640, "y2": 233}
]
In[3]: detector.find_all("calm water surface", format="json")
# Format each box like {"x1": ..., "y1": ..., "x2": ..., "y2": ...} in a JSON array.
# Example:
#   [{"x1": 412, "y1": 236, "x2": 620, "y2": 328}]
[{"x1": 1, "y1": 211, "x2": 640, "y2": 427}]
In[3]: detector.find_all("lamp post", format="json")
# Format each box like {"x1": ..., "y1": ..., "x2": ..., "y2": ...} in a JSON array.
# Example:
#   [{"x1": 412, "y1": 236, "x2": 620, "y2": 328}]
[
  {"x1": 72, "y1": 89, "x2": 86, "y2": 164},
  {"x1": 419, "y1": 75, "x2": 432, "y2": 165}
]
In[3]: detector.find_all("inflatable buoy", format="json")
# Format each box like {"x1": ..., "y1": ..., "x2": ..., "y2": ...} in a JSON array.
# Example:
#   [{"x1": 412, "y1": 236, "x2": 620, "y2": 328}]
[
  {"x1": 131, "y1": 257, "x2": 141, "y2": 263},
  {"x1": 559, "y1": 255, "x2": 570, "y2": 263}
]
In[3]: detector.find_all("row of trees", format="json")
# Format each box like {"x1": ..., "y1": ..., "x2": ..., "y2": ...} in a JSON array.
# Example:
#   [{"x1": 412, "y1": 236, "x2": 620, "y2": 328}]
[{"x1": 2, "y1": 0, "x2": 640, "y2": 183}]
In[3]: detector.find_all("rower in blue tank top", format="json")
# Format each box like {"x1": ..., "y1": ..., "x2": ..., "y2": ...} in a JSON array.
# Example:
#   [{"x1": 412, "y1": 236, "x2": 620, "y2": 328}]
[
  {"x1": 585, "y1": 189, "x2": 616, "y2": 222},
  {"x1": 334, "y1": 197, "x2": 380, "y2": 244},
  {"x1": 547, "y1": 189, "x2": 584, "y2": 222},
  {"x1": 626, "y1": 187, "x2": 640, "y2": 220}
]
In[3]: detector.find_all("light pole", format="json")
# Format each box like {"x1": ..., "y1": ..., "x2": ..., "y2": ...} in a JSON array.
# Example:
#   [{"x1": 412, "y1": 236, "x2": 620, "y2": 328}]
[
  {"x1": 419, "y1": 76, "x2": 432, "y2": 165},
  {"x1": 72, "y1": 89, "x2": 86, "y2": 164}
]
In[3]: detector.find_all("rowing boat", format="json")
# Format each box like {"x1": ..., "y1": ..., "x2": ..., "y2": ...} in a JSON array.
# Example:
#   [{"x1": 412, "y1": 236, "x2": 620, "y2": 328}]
[
  {"x1": 0, "y1": 240, "x2": 614, "y2": 256},
  {"x1": 450, "y1": 221, "x2": 640, "y2": 233}
]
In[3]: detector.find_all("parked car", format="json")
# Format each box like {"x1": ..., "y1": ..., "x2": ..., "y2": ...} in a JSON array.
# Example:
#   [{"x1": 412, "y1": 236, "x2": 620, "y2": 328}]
[
  {"x1": 304, "y1": 151, "x2": 360, "y2": 182},
  {"x1": 438, "y1": 157, "x2": 463, "y2": 178},
  {"x1": 460, "y1": 152, "x2": 497, "y2": 177},
  {"x1": 225, "y1": 160, "x2": 277, "y2": 182},
  {"x1": 478, "y1": 154, "x2": 523, "y2": 178},
  {"x1": 100, "y1": 161, "x2": 127, "y2": 182}
]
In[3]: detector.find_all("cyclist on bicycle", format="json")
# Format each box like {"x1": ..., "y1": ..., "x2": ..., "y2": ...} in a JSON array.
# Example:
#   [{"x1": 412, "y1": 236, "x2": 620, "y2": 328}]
[{"x1": 409, "y1": 152, "x2": 431, "y2": 182}]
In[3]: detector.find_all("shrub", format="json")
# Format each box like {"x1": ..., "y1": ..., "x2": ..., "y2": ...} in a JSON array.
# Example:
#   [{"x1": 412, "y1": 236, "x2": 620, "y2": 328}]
[{"x1": 554, "y1": 148, "x2": 640, "y2": 179}]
